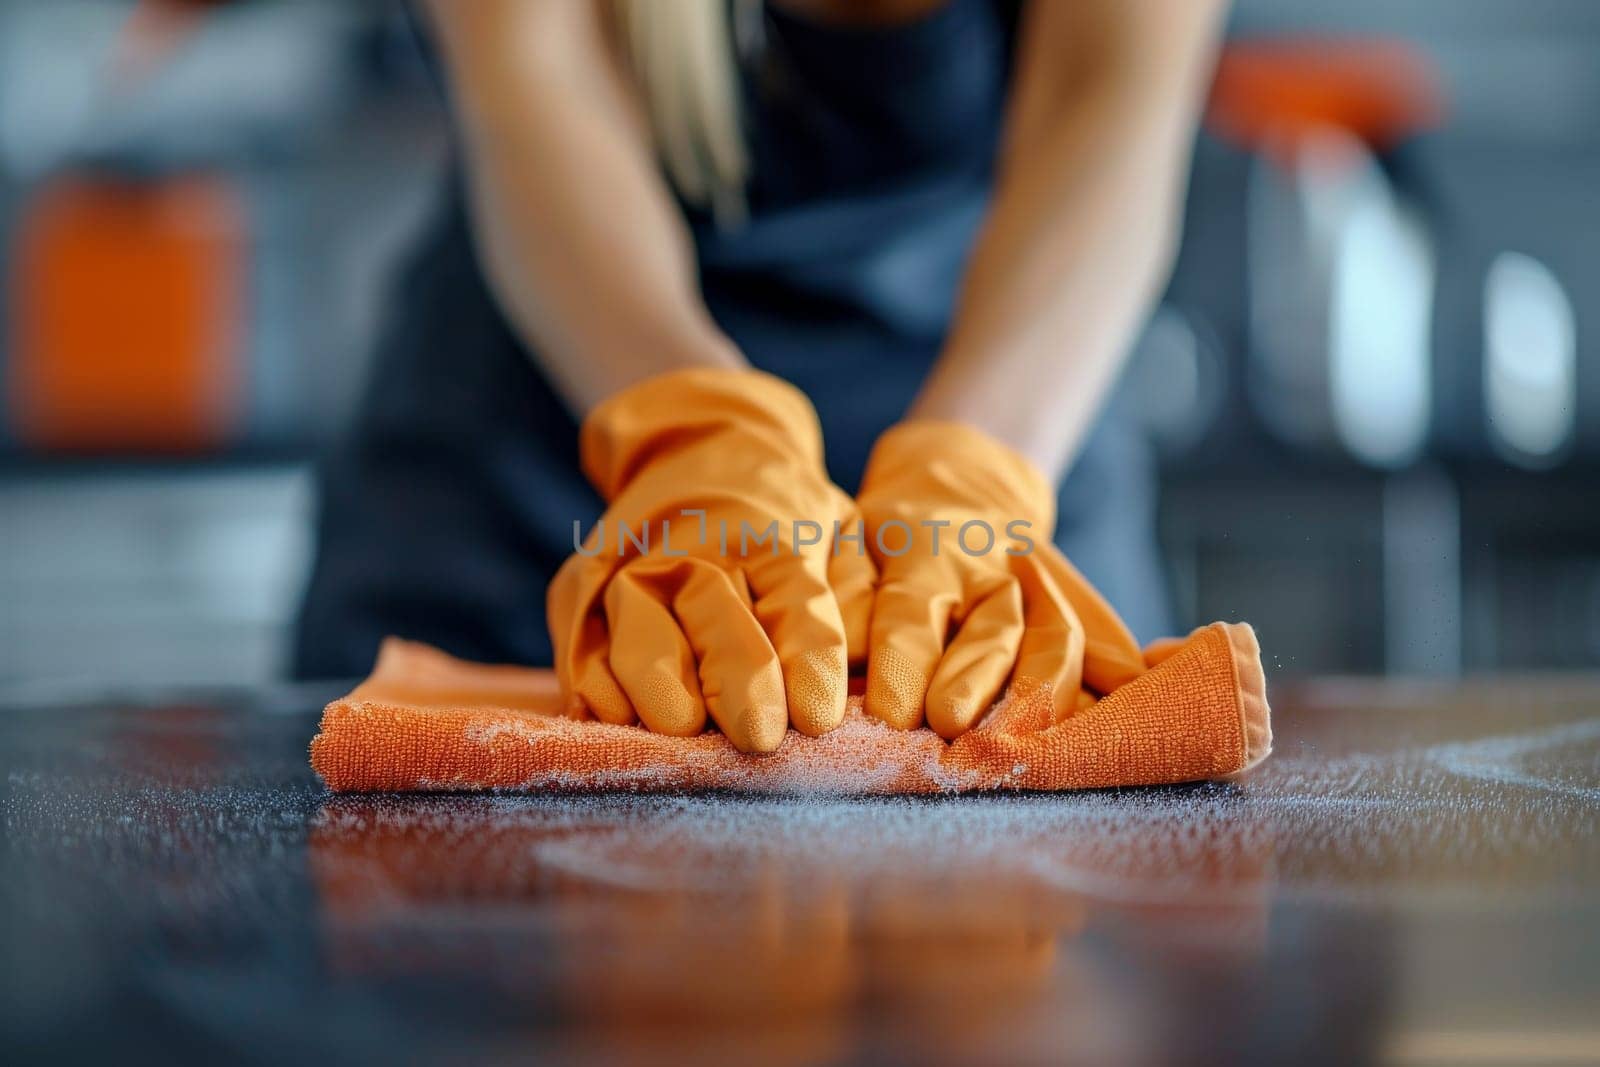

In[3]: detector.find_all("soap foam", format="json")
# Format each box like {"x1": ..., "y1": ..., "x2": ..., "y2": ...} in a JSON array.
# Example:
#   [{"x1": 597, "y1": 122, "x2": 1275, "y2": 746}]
[{"x1": 312, "y1": 717, "x2": 1599, "y2": 912}]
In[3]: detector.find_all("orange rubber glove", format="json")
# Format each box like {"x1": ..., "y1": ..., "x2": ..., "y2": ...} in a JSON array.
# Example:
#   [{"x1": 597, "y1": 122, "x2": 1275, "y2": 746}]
[
  {"x1": 856, "y1": 421, "x2": 1148, "y2": 739},
  {"x1": 547, "y1": 368, "x2": 874, "y2": 754}
]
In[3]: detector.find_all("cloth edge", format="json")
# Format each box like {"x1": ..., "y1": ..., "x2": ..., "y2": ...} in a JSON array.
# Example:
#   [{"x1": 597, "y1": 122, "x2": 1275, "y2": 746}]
[{"x1": 1220, "y1": 621, "x2": 1273, "y2": 778}]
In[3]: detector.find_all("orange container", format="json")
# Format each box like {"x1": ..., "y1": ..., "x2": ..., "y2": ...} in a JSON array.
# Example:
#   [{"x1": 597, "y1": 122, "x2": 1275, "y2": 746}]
[
  {"x1": 1207, "y1": 38, "x2": 1444, "y2": 164},
  {"x1": 7, "y1": 174, "x2": 246, "y2": 453}
]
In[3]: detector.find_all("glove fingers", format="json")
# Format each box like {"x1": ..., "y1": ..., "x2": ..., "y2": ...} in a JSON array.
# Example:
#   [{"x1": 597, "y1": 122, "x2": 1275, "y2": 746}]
[
  {"x1": 1032, "y1": 549, "x2": 1144, "y2": 694},
  {"x1": 549, "y1": 555, "x2": 636, "y2": 726},
  {"x1": 864, "y1": 565, "x2": 962, "y2": 730},
  {"x1": 995, "y1": 551, "x2": 1086, "y2": 730},
  {"x1": 666, "y1": 558, "x2": 789, "y2": 754},
  {"x1": 570, "y1": 616, "x2": 637, "y2": 726},
  {"x1": 744, "y1": 555, "x2": 850, "y2": 737},
  {"x1": 926, "y1": 575, "x2": 1025, "y2": 739},
  {"x1": 603, "y1": 568, "x2": 707, "y2": 737},
  {"x1": 825, "y1": 500, "x2": 876, "y2": 667}
]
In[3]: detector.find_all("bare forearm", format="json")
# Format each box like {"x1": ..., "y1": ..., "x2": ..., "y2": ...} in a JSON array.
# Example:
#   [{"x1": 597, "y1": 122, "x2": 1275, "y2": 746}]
[
  {"x1": 914, "y1": 0, "x2": 1227, "y2": 480},
  {"x1": 425, "y1": 0, "x2": 742, "y2": 415}
]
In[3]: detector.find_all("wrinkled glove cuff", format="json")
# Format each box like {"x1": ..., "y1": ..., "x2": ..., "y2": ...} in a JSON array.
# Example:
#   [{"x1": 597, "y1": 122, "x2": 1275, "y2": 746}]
[
  {"x1": 862, "y1": 420, "x2": 1058, "y2": 534},
  {"x1": 580, "y1": 368, "x2": 825, "y2": 500}
]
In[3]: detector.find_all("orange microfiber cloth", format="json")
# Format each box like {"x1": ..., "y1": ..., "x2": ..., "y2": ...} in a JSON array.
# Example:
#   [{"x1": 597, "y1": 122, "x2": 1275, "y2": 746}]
[{"x1": 310, "y1": 622, "x2": 1271, "y2": 794}]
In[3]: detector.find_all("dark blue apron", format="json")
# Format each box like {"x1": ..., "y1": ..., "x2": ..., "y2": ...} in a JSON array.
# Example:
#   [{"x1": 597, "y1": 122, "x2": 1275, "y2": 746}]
[{"x1": 292, "y1": 0, "x2": 1170, "y2": 679}]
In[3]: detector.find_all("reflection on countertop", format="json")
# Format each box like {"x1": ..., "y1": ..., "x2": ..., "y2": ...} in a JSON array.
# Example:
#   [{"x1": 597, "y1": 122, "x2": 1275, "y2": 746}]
[{"x1": 2, "y1": 677, "x2": 1597, "y2": 1064}]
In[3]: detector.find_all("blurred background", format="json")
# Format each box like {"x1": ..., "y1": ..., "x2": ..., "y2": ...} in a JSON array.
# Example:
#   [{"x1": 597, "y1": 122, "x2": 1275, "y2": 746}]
[{"x1": 1, "y1": 0, "x2": 1595, "y2": 688}]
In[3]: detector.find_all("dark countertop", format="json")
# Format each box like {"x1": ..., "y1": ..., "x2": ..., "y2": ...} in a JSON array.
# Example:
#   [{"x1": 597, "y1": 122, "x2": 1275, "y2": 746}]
[{"x1": 3, "y1": 677, "x2": 1598, "y2": 1066}]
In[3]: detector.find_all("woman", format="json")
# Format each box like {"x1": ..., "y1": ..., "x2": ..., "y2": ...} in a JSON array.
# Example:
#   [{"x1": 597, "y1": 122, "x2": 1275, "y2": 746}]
[{"x1": 294, "y1": 0, "x2": 1227, "y2": 752}]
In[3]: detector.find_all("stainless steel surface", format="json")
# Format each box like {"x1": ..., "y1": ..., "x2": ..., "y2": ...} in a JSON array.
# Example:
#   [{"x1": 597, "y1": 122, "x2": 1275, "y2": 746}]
[
  {"x1": 3, "y1": 677, "x2": 1597, "y2": 1064},
  {"x1": 0, "y1": 469, "x2": 312, "y2": 686}
]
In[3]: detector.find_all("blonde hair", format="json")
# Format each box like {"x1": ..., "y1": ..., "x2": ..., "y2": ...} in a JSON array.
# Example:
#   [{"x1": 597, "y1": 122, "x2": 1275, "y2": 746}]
[{"x1": 609, "y1": 0, "x2": 753, "y2": 225}]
